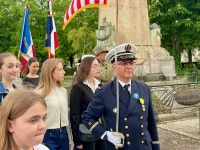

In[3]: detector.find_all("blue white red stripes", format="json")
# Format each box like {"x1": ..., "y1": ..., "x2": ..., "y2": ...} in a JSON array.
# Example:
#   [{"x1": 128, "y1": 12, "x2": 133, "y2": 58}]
[
  {"x1": 45, "y1": 0, "x2": 59, "y2": 58},
  {"x1": 63, "y1": 0, "x2": 107, "y2": 30},
  {"x1": 18, "y1": 4, "x2": 36, "y2": 72}
]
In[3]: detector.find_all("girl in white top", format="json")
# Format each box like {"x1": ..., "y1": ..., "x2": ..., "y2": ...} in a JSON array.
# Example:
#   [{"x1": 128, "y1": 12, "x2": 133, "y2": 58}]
[
  {"x1": 0, "y1": 89, "x2": 49, "y2": 150},
  {"x1": 34, "y1": 58, "x2": 72, "y2": 150}
]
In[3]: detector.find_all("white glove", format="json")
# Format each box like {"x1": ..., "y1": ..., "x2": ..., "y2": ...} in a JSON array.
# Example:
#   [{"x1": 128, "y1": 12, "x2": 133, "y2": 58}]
[{"x1": 107, "y1": 131, "x2": 122, "y2": 147}]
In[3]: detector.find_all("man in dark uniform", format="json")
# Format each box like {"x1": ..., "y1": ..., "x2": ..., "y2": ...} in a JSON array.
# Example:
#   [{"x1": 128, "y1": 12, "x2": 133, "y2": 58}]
[
  {"x1": 82, "y1": 43, "x2": 160, "y2": 150},
  {"x1": 93, "y1": 45, "x2": 114, "y2": 85}
]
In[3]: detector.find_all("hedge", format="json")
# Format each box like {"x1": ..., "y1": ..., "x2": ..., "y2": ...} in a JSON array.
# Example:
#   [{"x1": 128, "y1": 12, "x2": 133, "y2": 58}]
[{"x1": 64, "y1": 68, "x2": 77, "y2": 76}]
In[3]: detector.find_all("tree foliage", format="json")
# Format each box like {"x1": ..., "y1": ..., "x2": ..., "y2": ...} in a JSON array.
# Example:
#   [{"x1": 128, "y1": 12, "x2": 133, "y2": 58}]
[
  {"x1": 0, "y1": 0, "x2": 98, "y2": 65},
  {"x1": 148, "y1": 0, "x2": 200, "y2": 68}
]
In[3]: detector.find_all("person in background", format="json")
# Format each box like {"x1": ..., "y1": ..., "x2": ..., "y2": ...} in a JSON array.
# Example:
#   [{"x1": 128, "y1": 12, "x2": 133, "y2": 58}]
[
  {"x1": 93, "y1": 45, "x2": 114, "y2": 85},
  {"x1": 23, "y1": 57, "x2": 39, "y2": 88},
  {"x1": 0, "y1": 89, "x2": 49, "y2": 150},
  {"x1": 34, "y1": 58, "x2": 73, "y2": 150},
  {"x1": 0, "y1": 53, "x2": 19, "y2": 103},
  {"x1": 82, "y1": 43, "x2": 160, "y2": 150},
  {"x1": 13, "y1": 60, "x2": 23, "y2": 88},
  {"x1": 70, "y1": 56, "x2": 105, "y2": 150}
]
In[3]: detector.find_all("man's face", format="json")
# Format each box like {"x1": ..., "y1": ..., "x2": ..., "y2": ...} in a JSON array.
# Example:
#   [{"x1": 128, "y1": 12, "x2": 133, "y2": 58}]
[
  {"x1": 112, "y1": 59, "x2": 134, "y2": 82},
  {"x1": 96, "y1": 51, "x2": 107, "y2": 63}
]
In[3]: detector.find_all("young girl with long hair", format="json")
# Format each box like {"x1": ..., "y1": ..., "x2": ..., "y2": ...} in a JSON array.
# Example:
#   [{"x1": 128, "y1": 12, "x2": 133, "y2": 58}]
[
  {"x1": 0, "y1": 53, "x2": 19, "y2": 103},
  {"x1": 23, "y1": 57, "x2": 39, "y2": 88},
  {"x1": 70, "y1": 56, "x2": 105, "y2": 150},
  {"x1": 34, "y1": 58, "x2": 73, "y2": 150},
  {"x1": 0, "y1": 89, "x2": 49, "y2": 150}
]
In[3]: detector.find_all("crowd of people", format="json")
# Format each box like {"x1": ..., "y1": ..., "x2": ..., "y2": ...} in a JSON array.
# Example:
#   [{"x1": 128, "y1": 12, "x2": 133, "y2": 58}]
[{"x1": 0, "y1": 43, "x2": 160, "y2": 150}]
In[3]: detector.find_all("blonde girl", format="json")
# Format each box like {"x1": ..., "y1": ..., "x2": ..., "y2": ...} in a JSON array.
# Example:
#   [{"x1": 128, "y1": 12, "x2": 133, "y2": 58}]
[
  {"x1": 34, "y1": 58, "x2": 73, "y2": 150},
  {"x1": 0, "y1": 89, "x2": 49, "y2": 150}
]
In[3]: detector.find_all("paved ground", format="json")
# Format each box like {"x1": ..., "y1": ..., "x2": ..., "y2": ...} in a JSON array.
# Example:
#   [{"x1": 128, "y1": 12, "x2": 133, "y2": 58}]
[{"x1": 158, "y1": 117, "x2": 200, "y2": 150}]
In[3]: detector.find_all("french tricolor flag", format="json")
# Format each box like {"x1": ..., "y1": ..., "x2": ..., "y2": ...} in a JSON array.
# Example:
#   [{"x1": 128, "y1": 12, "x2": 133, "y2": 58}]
[
  {"x1": 45, "y1": 0, "x2": 59, "y2": 58},
  {"x1": 18, "y1": 4, "x2": 36, "y2": 72}
]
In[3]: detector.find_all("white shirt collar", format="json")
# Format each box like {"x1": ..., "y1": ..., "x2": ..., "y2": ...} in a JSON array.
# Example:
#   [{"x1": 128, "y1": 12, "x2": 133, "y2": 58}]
[
  {"x1": 83, "y1": 78, "x2": 100, "y2": 93},
  {"x1": 118, "y1": 79, "x2": 131, "y2": 93}
]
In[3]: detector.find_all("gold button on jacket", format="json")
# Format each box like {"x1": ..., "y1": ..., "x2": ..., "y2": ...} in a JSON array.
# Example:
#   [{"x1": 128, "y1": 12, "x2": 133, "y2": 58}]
[{"x1": 125, "y1": 126, "x2": 128, "y2": 129}]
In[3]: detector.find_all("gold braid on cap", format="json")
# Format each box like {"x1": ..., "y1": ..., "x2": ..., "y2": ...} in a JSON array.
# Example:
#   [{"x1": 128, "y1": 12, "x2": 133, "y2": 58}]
[{"x1": 125, "y1": 44, "x2": 131, "y2": 52}]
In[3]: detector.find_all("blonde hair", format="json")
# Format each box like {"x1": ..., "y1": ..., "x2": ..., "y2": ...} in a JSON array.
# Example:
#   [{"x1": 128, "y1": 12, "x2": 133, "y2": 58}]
[
  {"x1": 0, "y1": 89, "x2": 46, "y2": 150},
  {"x1": 0, "y1": 53, "x2": 16, "y2": 81},
  {"x1": 35, "y1": 58, "x2": 64, "y2": 97}
]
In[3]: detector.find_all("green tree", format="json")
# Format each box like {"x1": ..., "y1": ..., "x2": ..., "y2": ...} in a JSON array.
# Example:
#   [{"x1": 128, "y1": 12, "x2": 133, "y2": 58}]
[
  {"x1": 0, "y1": 0, "x2": 99, "y2": 66},
  {"x1": 148, "y1": 0, "x2": 200, "y2": 69}
]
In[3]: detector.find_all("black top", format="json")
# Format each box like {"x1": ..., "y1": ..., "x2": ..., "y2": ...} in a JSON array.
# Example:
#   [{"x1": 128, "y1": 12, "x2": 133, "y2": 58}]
[
  {"x1": 70, "y1": 83, "x2": 94, "y2": 146},
  {"x1": 23, "y1": 76, "x2": 39, "y2": 87}
]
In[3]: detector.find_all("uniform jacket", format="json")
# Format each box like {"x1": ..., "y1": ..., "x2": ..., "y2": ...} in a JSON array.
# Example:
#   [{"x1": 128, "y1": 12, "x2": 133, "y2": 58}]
[
  {"x1": 82, "y1": 78, "x2": 160, "y2": 150},
  {"x1": 96, "y1": 63, "x2": 114, "y2": 85}
]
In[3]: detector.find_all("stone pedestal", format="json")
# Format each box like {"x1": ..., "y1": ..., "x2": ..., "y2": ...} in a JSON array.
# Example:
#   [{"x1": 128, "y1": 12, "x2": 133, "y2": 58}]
[{"x1": 98, "y1": 0, "x2": 176, "y2": 77}]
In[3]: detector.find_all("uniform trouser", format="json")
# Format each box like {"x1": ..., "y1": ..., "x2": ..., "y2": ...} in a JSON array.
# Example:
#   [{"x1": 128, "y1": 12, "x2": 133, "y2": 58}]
[{"x1": 43, "y1": 126, "x2": 69, "y2": 150}]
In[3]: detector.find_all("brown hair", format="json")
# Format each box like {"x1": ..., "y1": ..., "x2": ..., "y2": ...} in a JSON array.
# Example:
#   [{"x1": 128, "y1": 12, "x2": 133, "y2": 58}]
[
  {"x1": 72, "y1": 57, "x2": 97, "y2": 86},
  {"x1": 0, "y1": 89, "x2": 46, "y2": 150},
  {"x1": 0, "y1": 53, "x2": 16, "y2": 81},
  {"x1": 23, "y1": 57, "x2": 38, "y2": 76},
  {"x1": 35, "y1": 58, "x2": 64, "y2": 97}
]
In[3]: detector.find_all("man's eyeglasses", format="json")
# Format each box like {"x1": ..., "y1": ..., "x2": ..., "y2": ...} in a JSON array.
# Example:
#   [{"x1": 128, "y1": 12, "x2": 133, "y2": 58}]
[{"x1": 117, "y1": 61, "x2": 134, "y2": 66}]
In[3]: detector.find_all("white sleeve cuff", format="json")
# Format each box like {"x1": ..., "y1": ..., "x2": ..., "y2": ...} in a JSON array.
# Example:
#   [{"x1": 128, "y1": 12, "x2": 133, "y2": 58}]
[{"x1": 100, "y1": 131, "x2": 107, "y2": 139}]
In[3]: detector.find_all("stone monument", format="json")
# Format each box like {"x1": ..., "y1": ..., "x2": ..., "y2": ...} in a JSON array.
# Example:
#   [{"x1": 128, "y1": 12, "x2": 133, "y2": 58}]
[{"x1": 98, "y1": 0, "x2": 176, "y2": 81}]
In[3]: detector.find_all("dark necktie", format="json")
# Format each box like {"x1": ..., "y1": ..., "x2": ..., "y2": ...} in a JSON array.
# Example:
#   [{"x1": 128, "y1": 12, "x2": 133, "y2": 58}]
[{"x1": 124, "y1": 84, "x2": 130, "y2": 96}]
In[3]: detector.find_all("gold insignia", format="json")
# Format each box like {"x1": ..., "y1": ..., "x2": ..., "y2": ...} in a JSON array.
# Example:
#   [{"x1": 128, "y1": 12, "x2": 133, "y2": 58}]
[
  {"x1": 152, "y1": 141, "x2": 160, "y2": 144},
  {"x1": 89, "y1": 122, "x2": 99, "y2": 132},
  {"x1": 45, "y1": 33, "x2": 49, "y2": 40},
  {"x1": 125, "y1": 44, "x2": 131, "y2": 51},
  {"x1": 113, "y1": 108, "x2": 117, "y2": 113},
  {"x1": 88, "y1": 122, "x2": 92, "y2": 125}
]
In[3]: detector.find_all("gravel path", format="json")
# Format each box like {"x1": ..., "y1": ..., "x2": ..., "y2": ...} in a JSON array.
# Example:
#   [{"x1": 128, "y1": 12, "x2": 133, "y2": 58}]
[{"x1": 158, "y1": 117, "x2": 200, "y2": 150}]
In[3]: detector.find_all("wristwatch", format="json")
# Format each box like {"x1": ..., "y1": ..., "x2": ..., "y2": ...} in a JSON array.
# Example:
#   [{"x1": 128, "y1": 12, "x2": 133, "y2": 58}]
[{"x1": 103, "y1": 133, "x2": 108, "y2": 140}]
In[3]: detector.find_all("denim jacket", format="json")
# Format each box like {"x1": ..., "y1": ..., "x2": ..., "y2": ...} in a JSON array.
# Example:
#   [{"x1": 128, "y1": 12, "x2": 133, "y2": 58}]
[{"x1": 0, "y1": 82, "x2": 17, "y2": 103}]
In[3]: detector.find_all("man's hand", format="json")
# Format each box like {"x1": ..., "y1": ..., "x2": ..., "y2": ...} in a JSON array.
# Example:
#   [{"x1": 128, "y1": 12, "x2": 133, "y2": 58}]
[{"x1": 107, "y1": 131, "x2": 123, "y2": 147}]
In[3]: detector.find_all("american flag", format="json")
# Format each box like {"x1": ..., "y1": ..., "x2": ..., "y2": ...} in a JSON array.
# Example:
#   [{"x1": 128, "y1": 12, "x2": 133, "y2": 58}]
[
  {"x1": 45, "y1": 0, "x2": 59, "y2": 58},
  {"x1": 63, "y1": 0, "x2": 108, "y2": 30},
  {"x1": 18, "y1": 4, "x2": 37, "y2": 72}
]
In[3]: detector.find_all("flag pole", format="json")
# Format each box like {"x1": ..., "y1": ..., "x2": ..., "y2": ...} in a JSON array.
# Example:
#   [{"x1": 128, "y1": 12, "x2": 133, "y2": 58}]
[
  {"x1": 18, "y1": 5, "x2": 27, "y2": 60},
  {"x1": 115, "y1": 0, "x2": 118, "y2": 46},
  {"x1": 114, "y1": 0, "x2": 125, "y2": 149}
]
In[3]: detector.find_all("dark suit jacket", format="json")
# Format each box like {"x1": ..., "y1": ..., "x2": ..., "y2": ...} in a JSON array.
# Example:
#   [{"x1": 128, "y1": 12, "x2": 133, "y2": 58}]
[
  {"x1": 82, "y1": 78, "x2": 160, "y2": 150},
  {"x1": 70, "y1": 83, "x2": 95, "y2": 146}
]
